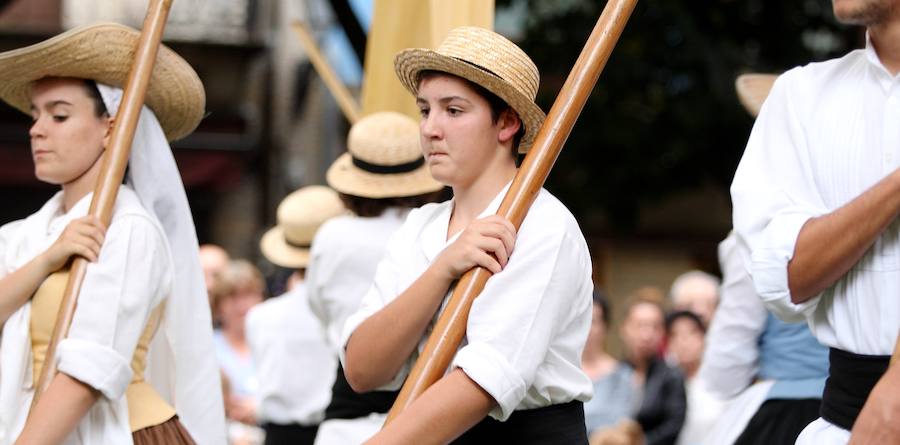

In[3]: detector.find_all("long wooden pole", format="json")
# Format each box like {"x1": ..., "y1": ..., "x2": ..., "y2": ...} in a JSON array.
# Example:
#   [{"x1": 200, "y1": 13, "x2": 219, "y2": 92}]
[
  {"x1": 291, "y1": 21, "x2": 362, "y2": 124},
  {"x1": 385, "y1": 0, "x2": 639, "y2": 423},
  {"x1": 30, "y1": 0, "x2": 175, "y2": 408}
]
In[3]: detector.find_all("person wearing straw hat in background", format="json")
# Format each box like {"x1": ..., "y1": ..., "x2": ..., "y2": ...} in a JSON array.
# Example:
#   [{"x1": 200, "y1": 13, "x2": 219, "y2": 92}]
[
  {"x1": 0, "y1": 23, "x2": 224, "y2": 444},
  {"x1": 305, "y1": 111, "x2": 444, "y2": 445},
  {"x1": 341, "y1": 27, "x2": 594, "y2": 444},
  {"x1": 730, "y1": 0, "x2": 900, "y2": 442},
  {"x1": 699, "y1": 74, "x2": 829, "y2": 445},
  {"x1": 246, "y1": 185, "x2": 346, "y2": 445}
]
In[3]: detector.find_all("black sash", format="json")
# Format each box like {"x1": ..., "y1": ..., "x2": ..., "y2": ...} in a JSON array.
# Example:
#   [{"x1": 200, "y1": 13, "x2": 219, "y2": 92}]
[
  {"x1": 323, "y1": 363, "x2": 399, "y2": 420},
  {"x1": 820, "y1": 348, "x2": 890, "y2": 430},
  {"x1": 452, "y1": 400, "x2": 588, "y2": 444}
]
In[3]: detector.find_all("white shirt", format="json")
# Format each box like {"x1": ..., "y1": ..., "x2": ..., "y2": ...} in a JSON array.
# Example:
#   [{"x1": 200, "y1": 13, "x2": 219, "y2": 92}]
[
  {"x1": 731, "y1": 37, "x2": 900, "y2": 355},
  {"x1": 0, "y1": 188, "x2": 173, "y2": 444},
  {"x1": 246, "y1": 282, "x2": 336, "y2": 425},
  {"x1": 306, "y1": 210, "x2": 408, "y2": 351},
  {"x1": 341, "y1": 185, "x2": 594, "y2": 421}
]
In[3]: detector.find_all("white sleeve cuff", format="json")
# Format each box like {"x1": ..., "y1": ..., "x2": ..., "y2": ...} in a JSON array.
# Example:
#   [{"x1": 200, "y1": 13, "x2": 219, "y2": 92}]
[
  {"x1": 751, "y1": 210, "x2": 821, "y2": 322},
  {"x1": 453, "y1": 342, "x2": 526, "y2": 422},
  {"x1": 56, "y1": 337, "x2": 132, "y2": 400}
]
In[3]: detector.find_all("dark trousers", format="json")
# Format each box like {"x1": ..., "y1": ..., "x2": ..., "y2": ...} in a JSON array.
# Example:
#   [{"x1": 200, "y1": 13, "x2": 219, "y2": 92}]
[
  {"x1": 734, "y1": 399, "x2": 821, "y2": 445},
  {"x1": 452, "y1": 401, "x2": 588, "y2": 445},
  {"x1": 262, "y1": 422, "x2": 318, "y2": 445}
]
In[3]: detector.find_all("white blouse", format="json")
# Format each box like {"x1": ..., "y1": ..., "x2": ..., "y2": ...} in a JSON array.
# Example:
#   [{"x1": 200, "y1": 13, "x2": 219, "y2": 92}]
[
  {"x1": 246, "y1": 283, "x2": 336, "y2": 426},
  {"x1": 731, "y1": 37, "x2": 900, "y2": 355},
  {"x1": 341, "y1": 185, "x2": 594, "y2": 421},
  {"x1": 0, "y1": 188, "x2": 173, "y2": 444},
  {"x1": 306, "y1": 209, "x2": 408, "y2": 351}
]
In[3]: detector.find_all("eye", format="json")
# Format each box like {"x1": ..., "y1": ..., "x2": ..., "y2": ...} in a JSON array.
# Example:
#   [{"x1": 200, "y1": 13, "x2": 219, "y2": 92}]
[
  {"x1": 418, "y1": 107, "x2": 430, "y2": 118},
  {"x1": 52, "y1": 115, "x2": 68, "y2": 123},
  {"x1": 447, "y1": 107, "x2": 463, "y2": 116}
]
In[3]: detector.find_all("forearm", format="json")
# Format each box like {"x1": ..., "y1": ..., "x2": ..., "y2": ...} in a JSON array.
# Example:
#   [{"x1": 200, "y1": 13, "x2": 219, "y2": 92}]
[
  {"x1": 788, "y1": 168, "x2": 900, "y2": 302},
  {"x1": 365, "y1": 369, "x2": 495, "y2": 445},
  {"x1": 345, "y1": 265, "x2": 453, "y2": 392},
  {"x1": 0, "y1": 254, "x2": 53, "y2": 324},
  {"x1": 15, "y1": 373, "x2": 99, "y2": 445}
]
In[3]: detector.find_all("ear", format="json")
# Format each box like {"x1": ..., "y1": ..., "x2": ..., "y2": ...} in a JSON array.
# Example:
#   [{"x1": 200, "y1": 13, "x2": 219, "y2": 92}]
[
  {"x1": 496, "y1": 108, "x2": 522, "y2": 144},
  {"x1": 102, "y1": 116, "x2": 115, "y2": 148}
]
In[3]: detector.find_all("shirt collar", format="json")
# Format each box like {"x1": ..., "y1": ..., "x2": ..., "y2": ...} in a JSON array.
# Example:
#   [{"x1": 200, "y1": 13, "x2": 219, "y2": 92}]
[
  {"x1": 864, "y1": 31, "x2": 900, "y2": 94},
  {"x1": 421, "y1": 181, "x2": 513, "y2": 263}
]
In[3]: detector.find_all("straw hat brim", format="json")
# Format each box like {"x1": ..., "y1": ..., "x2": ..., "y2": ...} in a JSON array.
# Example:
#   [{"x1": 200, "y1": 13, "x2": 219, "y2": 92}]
[
  {"x1": 395, "y1": 49, "x2": 545, "y2": 153},
  {"x1": 735, "y1": 74, "x2": 778, "y2": 118},
  {"x1": 0, "y1": 22, "x2": 205, "y2": 142},
  {"x1": 260, "y1": 226, "x2": 310, "y2": 269},
  {"x1": 326, "y1": 152, "x2": 444, "y2": 199}
]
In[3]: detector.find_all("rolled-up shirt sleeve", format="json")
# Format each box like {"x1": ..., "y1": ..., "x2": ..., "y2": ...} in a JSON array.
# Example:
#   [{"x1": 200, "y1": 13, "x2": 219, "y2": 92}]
[
  {"x1": 56, "y1": 214, "x2": 171, "y2": 400},
  {"x1": 452, "y1": 220, "x2": 591, "y2": 421},
  {"x1": 731, "y1": 69, "x2": 828, "y2": 323}
]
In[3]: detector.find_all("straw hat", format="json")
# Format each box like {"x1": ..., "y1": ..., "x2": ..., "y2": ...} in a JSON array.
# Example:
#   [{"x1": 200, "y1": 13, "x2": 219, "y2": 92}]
[
  {"x1": 394, "y1": 26, "x2": 545, "y2": 153},
  {"x1": 260, "y1": 185, "x2": 346, "y2": 269},
  {"x1": 735, "y1": 73, "x2": 779, "y2": 118},
  {"x1": 0, "y1": 22, "x2": 205, "y2": 141},
  {"x1": 327, "y1": 111, "x2": 443, "y2": 199}
]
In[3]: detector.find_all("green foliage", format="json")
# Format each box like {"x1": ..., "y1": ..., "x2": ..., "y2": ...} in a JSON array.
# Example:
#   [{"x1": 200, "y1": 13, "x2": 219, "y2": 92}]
[{"x1": 505, "y1": 0, "x2": 858, "y2": 231}]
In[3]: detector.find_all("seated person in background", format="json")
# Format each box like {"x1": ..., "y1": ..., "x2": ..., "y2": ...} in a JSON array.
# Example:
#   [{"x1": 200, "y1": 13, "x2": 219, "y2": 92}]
[
  {"x1": 620, "y1": 295, "x2": 686, "y2": 445},
  {"x1": 582, "y1": 289, "x2": 636, "y2": 436}
]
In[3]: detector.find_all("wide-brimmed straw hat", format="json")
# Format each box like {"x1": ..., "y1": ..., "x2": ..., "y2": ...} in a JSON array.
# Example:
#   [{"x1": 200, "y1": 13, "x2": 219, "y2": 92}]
[
  {"x1": 260, "y1": 185, "x2": 346, "y2": 269},
  {"x1": 394, "y1": 26, "x2": 545, "y2": 153},
  {"x1": 0, "y1": 22, "x2": 204, "y2": 141},
  {"x1": 735, "y1": 73, "x2": 778, "y2": 118},
  {"x1": 327, "y1": 111, "x2": 443, "y2": 199}
]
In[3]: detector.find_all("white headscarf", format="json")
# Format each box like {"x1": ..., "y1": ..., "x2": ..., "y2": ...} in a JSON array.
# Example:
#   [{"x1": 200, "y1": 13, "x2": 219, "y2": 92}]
[{"x1": 97, "y1": 84, "x2": 226, "y2": 444}]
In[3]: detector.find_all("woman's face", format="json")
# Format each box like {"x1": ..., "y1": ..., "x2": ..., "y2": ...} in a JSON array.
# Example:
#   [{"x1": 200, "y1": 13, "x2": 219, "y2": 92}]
[
  {"x1": 620, "y1": 302, "x2": 665, "y2": 361},
  {"x1": 29, "y1": 77, "x2": 109, "y2": 186},
  {"x1": 585, "y1": 303, "x2": 607, "y2": 351},
  {"x1": 668, "y1": 317, "x2": 705, "y2": 369},
  {"x1": 218, "y1": 284, "x2": 263, "y2": 332},
  {"x1": 415, "y1": 74, "x2": 519, "y2": 189}
]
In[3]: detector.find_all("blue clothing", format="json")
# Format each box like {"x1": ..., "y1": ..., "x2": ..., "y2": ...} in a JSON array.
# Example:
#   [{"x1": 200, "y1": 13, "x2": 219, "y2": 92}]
[
  {"x1": 213, "y1": 329, "x2": 259, "y2": 398},
  {"x1": 583, "y1": 363, "x2": 636, "y2": 435},
  {"x1": 758, "y1": 313, "x2": 828, "y2": 400}
]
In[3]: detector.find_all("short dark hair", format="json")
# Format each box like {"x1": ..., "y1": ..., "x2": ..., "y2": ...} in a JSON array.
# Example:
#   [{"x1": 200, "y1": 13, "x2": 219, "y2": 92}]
[
  {"x1": 417, "y1": 70, "x2": 525, "y2": 155},
  {"x1": 80, "y1": 79, "x2": 108, "y2": 118},
  {"x1": 665, "y1": 310, "x2": 706, "y2": 334},
  {"x1": 339, "y1": 188, "x2": 448, "y2": 217}
]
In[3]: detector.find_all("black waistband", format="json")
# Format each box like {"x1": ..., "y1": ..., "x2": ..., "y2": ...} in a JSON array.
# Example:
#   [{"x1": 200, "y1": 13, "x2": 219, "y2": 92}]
[
  {"x1": 452, "y1": 400, "x2": 588, "y2": 444},
  {"x1": 324, "y1": 363, "x2": 399, "y2": 420},
  {"x1": 820, "y1": 348, "x2": 890, "y2": 430},
  {"x1": 352, "y1": 156, "x2": 425, "y2": 174}
]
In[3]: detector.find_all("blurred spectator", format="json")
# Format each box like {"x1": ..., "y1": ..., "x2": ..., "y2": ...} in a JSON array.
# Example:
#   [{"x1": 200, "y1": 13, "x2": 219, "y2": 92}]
[
  {"x1": 666, "y1": 311, "x2": 724, "y2": 445},
  {"x1": 620, "y1": 296, "x2": 686, "y2": 445},
  {"x1": 582, "y1": 289, "x2": 636, "y2": 436},
  {"x1": 668, "y1": 270, "x2": 720, "y2": 326},
  {"x1": 200, "y1": 243, "x2": 231, "y2": 325},
  {"x1": 214, "y1": 259, "x2": 266, "y2": 442},
  {"x1": 247, "y1": 186, "x2": 345, "y2": 445}
]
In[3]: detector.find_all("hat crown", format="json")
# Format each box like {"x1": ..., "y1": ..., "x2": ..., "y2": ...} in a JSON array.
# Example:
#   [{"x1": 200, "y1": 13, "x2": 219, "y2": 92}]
[
  {"x1": 347, "y1": 111, "x2": 422, "y2": 165},
  {"x1": 277, "y1": 185, "x2": 344, "y2": 245},
  {"x1": 436, "y1": 26, "x2": 539, "y2": 102}
]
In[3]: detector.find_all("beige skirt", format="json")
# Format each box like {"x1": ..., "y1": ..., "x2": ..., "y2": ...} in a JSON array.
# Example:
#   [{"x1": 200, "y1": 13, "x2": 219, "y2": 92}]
[{"x1": 132, "y1": 415, "x2": 196, "y2": 445}]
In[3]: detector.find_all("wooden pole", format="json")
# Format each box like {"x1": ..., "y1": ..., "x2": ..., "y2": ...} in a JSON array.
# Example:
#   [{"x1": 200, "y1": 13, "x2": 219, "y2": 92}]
[
  {"x1": 30, "y1": 0, "x2": 175, "y2": 408},
  {"x1": 385, "y1": 0, "x2": 639, "y2": 423},
  {"x1": 291, "y1": 21, "x2": 362, "y2": 124}
]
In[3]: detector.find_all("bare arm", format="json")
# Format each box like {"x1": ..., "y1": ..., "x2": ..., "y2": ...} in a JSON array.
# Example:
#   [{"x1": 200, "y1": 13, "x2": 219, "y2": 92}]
[
  {"x1": 364, "y1": 369, "x2": 495, "y2": 445},
  {"x1": 344, "y1": 215, "x2": 516, "y2": 392},
  {"x1": 14, "y1": 373, "x2": 100, "y2": 445},
  {"x1": 788, "y1": 169, "x2": 900, "y2": 303},
  {"x1": 0, "y1": 217, "x2": 105, "y2": 324}
]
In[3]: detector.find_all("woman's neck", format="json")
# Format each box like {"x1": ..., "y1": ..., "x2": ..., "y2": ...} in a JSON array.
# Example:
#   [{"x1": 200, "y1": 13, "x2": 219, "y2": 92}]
[
  {"x1": 582, "y1": 349, "x2": 617, "y2": 380},
  {"x1": 60, "y1": 154, "x2": 104, "y2": 213},
  {"x1": 223, "y1": 324, "x2": 248, "y2": 352}
]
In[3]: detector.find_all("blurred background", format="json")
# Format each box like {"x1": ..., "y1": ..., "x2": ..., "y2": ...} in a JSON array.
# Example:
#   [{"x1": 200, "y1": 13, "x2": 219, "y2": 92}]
[{"x1": 0, "y1": 0, "x2": 861, "y2": 326}]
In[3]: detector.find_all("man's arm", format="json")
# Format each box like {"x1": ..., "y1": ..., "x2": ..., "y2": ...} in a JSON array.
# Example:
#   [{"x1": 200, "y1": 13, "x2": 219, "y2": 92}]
[
  {"x1": 849, "y1": 359, "x2": 900, "y2": 444},
  {"x1": 788, "y1": 168, "x2": 900, "y2": 303},
  {"x1": 365, "y1": 369, "x2": 496, "y2": 445}
]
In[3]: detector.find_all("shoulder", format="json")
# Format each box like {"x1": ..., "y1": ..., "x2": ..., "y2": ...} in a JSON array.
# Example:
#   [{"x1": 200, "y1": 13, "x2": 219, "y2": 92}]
[
  {"x1": 108, "y1": 187, "x2": 167, "y2": 243},
  {"x1": 521, "y1": 189, "x2": 588, "y2": 248},
  {"x1": 774, "y1": 50, "x2": 867, "y2": 105}
]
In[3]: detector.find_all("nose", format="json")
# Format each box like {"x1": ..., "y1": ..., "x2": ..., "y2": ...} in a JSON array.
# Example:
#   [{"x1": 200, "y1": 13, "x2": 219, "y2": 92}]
[
  {"x1": 420, "y1": 111, "x2": 441, "y2": 140},
  {"x1": 29, "y1": 116, "x2": 45, "y2": 139}
]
